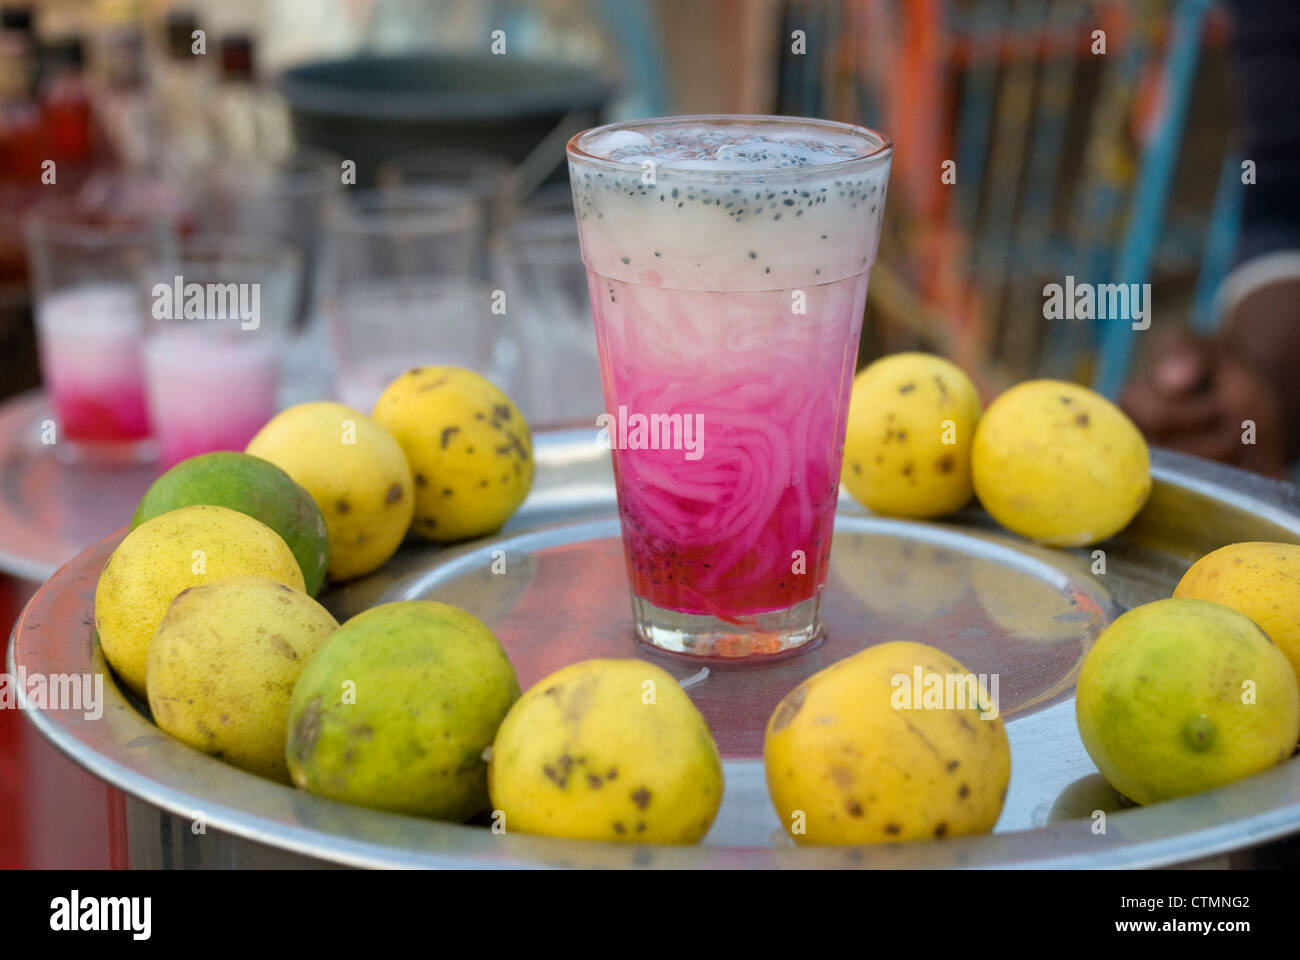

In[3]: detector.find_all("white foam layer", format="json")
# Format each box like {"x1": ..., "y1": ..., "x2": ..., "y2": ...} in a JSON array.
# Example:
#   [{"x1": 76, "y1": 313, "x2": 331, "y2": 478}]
[{"x1": 569, "y1": 120, "x2": 890, "y2": 290}]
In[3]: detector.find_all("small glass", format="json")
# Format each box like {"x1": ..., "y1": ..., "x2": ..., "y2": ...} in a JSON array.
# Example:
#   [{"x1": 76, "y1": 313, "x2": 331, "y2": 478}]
[
  {"x1": 139, "y1": 236, "x2": 300, "y2": 468},
  {"x1": 494, "y1": 211, "x2": 603, "y2": 426},
  {"x1": 193, "y1": 146, "x2": 341, "y2": 329},
  {"x1": 318, "y1": 186, "x2": 495, "y2": 412},
  {"x1": 567, "y1": 115, "x2": 892, "y2": 658},
  {"x1": 376, "y1": 147, "x2": 516, "y2": 276},
  {"x1": 22, "y1": 205, "x2": 176, "y2": 463}
]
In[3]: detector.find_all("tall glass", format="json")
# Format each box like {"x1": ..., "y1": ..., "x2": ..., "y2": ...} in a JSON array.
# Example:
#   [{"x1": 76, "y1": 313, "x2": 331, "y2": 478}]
[{"x1": 567, "y1": 115, "x2": 891, "y2": 658}]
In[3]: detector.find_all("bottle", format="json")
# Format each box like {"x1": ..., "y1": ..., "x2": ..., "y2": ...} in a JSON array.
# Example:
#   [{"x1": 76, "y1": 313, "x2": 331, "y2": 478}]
[
  {"x1": 94, "y1": 24, "x2": 153, "y2": 170},
  {"x1": 211, "y1": 33, "x2": 292, "y2": 163},
  {"x1": 40, "y1": 36, "x2": 94, "y2": 170},
  {"x1": 153, "y1": 9, "x2": 213, "y2": 176},
  {"x1": 0, "y1": 23, "x2": 37, "y2": 288},
  {"x1": 0, "y1": 15, "x2": 39, "y2": 180}
]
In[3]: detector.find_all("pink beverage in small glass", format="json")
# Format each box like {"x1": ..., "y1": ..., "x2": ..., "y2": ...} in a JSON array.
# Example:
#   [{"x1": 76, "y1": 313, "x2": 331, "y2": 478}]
[
  {"x1": 36, "y1": 283, "x2": 151, "y2": 443},
  {"x1": 569, "y1": 117, "x2": 891, "y2": 656},
  {"x1": 143, "y1": 330, "x2": 280, "y2": 467}
]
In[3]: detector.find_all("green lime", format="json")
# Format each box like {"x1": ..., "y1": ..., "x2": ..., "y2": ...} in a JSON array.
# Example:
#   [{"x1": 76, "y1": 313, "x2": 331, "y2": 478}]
[{"x1": 132, "y1": 451, "x2": 330, "y2": 595}]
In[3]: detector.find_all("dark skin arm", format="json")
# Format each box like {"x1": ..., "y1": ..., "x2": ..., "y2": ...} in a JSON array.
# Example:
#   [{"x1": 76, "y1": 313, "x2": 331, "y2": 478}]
[{"x1": 1119, "y1": 279, "x2": 1300, "y2": 478}]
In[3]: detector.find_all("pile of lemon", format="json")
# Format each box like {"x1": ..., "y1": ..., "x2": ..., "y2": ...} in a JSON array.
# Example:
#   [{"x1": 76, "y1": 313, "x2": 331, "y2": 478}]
[{"x1": 841, "y1": 353, "x2": 1300, "y2": 814}]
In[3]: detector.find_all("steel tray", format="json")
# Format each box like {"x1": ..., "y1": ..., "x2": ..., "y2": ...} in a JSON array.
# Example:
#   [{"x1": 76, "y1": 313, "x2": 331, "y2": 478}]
[{"x1": 11, "y1": 430, "x2": 1300, "y2": 868}]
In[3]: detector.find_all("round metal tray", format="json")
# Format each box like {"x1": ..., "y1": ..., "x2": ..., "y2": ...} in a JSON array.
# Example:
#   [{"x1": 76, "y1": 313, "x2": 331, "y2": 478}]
[
  {"x1": 0, "y1": 392, "x2": 158, "y2": 582},
  {"x1": 11, "y1": 430, "x2": 1300, "y2": 868}
]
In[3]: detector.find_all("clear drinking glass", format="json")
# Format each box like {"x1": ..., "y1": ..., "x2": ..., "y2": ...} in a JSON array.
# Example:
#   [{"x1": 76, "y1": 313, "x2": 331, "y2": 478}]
[
  {"x1": 376, "y1": 147, "x2": 516, "y2": 277},
  {"x1": 494, "y1": 211, "x2": 603, "y2": 426},
  {"x1": 318, "y1": 186, "x2": 494, "y2": 412},
  {"x1": 567, "y1": 115, "x2": 892, "y2": 658},
  {"x1": 138, "y1": 236, "x2": 300, "y2": 468},
  {"x1": 193, "y1": 146, "x2": 341, "y2": 329},
  {"x1": 22, "y1": 205, "x2": 176, "y2": 463}
]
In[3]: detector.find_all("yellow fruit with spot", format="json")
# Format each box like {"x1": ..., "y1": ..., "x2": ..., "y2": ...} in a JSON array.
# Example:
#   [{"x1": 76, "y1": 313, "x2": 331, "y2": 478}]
[
  {"x1": 147, "y1": 576, "x2": 338, "y2": 781},
  {"x1": 842, "y1": 353, "x2": 983, "y2": 519},
  {"x1": 94, "y1": 505, "x2": 305, "y2": 697},
  {"x1": 1075, "y1": 597, "x2": 1300, "y2": 805},
  {"x1": 246, "y1": 402, "x2": 414, "y2": 581},
  {"x1": 372, "y1": 366, "x2": 533, "y2": 543},
  {"x1": 488, "y1": 659, "x2": 724, "y2": 844},
  {"x1": 972, "y1": 380, "x2": 1151, "y2": 546},
  {"x1": 1174, "y1": 541, "x2": 1300, "y2": 686},
  {"x1": 765, "y1": 641, "x2": 1009, "y2": 845}
]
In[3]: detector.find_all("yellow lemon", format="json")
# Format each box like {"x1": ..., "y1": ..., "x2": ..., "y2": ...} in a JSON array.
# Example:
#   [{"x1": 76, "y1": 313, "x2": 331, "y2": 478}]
[
  {"x1": 147, "y1": 576, "x2": 338, "y2": 781},
  {"x1": 1174, "y1": 541, "x2": 1300, "y2": 685},
  {"x1": 489, "y1": 659, "x2": 723, "y2": 844},
  {"x1": 95, "y1": 505, "x2": 304, "y2": 697},
  {"x1": 972, "y1": 380, "x2": 1150, "y2": 546},
  {"x1": 373, "y1": 366, "x2": 533, "y2": 543},
  {"x1": 842, "y1": 353, "x2": 982, "y2": 519},
  {"x1": 765, "y1": 641, "x2": 1010, "y2": 844},
  {"x1": 246, "y1": 402, "x2": 414, "y2": 581}
]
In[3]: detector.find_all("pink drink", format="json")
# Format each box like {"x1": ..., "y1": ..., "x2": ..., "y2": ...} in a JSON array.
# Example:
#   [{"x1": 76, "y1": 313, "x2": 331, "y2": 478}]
[
  {"x1": 143, "y1": 330, "x2": 280, "y2": 467},
  {"x1": 569, "y1": 116, "x2": 891, "y2": 656},
  {"x1": 36, "y1": 284, "x2": 151, "y2": 443}
]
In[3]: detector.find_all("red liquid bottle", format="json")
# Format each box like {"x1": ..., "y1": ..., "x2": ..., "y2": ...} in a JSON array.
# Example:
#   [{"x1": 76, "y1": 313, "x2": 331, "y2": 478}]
[{"x1": 40, "y1": 36, "x2": 94, "y2": 170}]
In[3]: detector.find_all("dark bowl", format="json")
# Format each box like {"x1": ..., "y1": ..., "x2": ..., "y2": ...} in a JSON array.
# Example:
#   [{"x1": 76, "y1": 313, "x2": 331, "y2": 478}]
[{"x1": 277, "y1": 53, "x2": 613, "y2": 186}]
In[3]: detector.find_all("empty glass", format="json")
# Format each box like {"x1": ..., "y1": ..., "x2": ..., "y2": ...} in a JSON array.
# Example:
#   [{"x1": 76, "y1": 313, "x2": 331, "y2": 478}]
[
  {"x1": 493, "y1": 211, "x2": 603, "y2": 425},
  {"x1": 318, "y1": 186, "x2": 497, "y2": 412},
  {"x1": 376, "y1": 147, "x2": 517, "y2": 278},
  {"x1": 194, "y1": 146, "x2": 341, "y2": 329}
]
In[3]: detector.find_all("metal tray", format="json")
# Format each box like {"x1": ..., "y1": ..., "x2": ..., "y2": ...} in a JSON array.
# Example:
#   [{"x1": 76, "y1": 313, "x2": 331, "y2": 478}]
[
  {"x1": 0, "y1": 392, "x2": 158, "y2": 582},
  {"x1": 11, "y1": 430, "x2": 1300, "y2": 868}
]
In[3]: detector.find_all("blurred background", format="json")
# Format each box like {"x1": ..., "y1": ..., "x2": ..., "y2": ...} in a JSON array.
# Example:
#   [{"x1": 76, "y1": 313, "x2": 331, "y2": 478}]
[{"x1": 1, "y1": 0, "x2": 1298, "y2": 866}]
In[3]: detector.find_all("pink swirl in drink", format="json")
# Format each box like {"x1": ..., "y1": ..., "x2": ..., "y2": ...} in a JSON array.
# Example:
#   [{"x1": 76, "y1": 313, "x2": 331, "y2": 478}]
[{"x1": 568, "y1": 116, "x2": 891, "y2": 657}]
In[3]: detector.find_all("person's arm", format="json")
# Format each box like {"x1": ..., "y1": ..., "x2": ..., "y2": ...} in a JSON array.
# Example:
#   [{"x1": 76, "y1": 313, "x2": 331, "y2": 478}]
[{"x1": 1121, "y1": 0, "x2": 1300, "y2": 477}]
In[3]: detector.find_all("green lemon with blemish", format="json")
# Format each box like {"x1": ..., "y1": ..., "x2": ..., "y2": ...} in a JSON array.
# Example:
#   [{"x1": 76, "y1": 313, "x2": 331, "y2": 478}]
[
  {"x1": 1182, "y1": 714, "x2": 1216, "y2": 752},
  {"x1": 1076, "y1": 597, "x2": 1300, "y2": 805},
  {"x1": 132, "y1": 451, "x2": 330, "y2": 596},
  {"x1": 285, "y1": 601, "x2": 519, "y2": 821}
]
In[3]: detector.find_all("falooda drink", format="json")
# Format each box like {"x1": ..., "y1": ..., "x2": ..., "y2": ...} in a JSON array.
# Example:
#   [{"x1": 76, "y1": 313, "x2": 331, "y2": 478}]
[{"x1": 567, "y1": 116, "x2": 891, "y2": 657}]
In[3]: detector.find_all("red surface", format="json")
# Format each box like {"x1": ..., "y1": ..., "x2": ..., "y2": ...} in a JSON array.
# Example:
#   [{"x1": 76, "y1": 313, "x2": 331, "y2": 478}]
[{"x1": 0, "y1": 574, "x2": 115, "y2": 869}]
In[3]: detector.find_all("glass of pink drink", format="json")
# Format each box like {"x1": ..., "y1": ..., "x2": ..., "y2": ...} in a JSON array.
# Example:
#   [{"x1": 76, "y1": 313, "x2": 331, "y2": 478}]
[
  {"x1": 23, "y1": 210, "x2": 175, "y2": 463},
  {"x1": 139, "y1": 237, "x2": 300, "y2": 468},
  {"x1": 567, "y1": 116, "x2": 891, "y2": 658}
]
